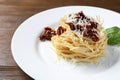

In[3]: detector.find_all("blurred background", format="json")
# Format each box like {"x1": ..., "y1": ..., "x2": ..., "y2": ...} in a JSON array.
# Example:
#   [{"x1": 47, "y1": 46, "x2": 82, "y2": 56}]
[{"x1": 0, "y1": 0, "x2": 120, "y2": 80}]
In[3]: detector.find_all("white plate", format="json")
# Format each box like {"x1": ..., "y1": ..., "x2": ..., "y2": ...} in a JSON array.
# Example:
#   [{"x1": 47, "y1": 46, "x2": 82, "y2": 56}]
[{"x1": 11, "y1": 6, "x2": 120, "y2": 80}]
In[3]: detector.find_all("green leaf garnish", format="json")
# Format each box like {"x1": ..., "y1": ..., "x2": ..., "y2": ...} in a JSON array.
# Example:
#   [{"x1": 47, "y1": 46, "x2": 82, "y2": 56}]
[{"x1": 104, "y1": 26, "x2": 120, "y2": 45}]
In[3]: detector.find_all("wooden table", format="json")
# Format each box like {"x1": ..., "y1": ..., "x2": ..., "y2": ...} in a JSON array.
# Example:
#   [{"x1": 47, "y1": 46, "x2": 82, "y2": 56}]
[{"x1": 0, "y1": 0, "x2": 120, "y2": 80}]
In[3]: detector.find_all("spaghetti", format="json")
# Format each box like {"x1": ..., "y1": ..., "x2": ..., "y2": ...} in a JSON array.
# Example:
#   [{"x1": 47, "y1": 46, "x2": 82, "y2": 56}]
[{"x1": 51, "y1": 11, "x2": 108, "y2": 63}]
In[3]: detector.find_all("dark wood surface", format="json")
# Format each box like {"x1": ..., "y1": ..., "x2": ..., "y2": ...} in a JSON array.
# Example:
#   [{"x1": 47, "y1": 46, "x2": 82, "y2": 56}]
[{"x1": 0, "y1": 0, "x2": 120, "y2": 80}]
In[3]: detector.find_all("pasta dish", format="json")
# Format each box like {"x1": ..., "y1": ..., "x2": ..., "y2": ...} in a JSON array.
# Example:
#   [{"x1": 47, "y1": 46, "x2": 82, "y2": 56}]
[{"x1": 40, "y1": 11, "x2": 108, "y2": 63}]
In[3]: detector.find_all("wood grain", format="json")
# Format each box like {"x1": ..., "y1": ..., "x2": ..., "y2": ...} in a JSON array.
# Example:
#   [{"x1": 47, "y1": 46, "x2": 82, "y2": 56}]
[{"x1": 0, "y1": 0, "x2": 120, "y2": 80}]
